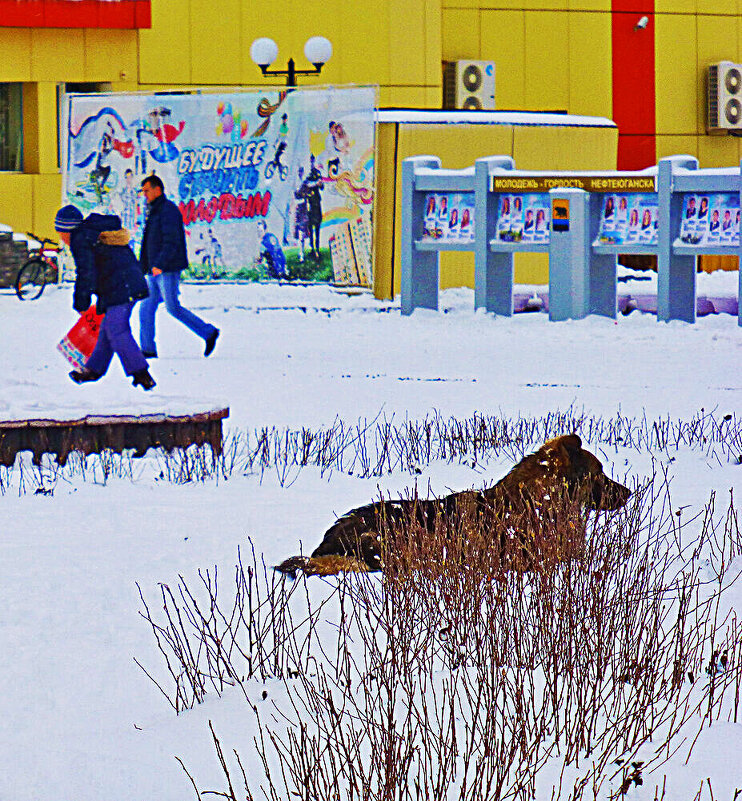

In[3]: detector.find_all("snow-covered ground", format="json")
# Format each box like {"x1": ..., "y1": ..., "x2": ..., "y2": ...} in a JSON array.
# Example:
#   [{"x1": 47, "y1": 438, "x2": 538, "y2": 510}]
[{"x1": 1, "y1": 274, "x2": 741, "y2": 800}]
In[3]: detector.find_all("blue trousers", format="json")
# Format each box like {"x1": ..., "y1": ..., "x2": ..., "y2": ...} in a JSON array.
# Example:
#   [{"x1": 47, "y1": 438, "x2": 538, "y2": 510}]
[
  {"x1": 86, "y1": 302, "x2": 148, "y2": 377},
  {"x1": 139, "y1": 271, "x2": 217, "y2": 354}
]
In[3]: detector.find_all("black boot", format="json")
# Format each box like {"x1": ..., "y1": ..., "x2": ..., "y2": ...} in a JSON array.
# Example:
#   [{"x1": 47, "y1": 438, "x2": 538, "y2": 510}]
[
  {"x1": 204, "y1": 328, "x2": 220, "y2": 357},
  {"x1": 132, "y1": 369, "x2": 156, "y2": 391},
  {"x1": 69, "y1": 368, "x2": 100, "y2": 384}
]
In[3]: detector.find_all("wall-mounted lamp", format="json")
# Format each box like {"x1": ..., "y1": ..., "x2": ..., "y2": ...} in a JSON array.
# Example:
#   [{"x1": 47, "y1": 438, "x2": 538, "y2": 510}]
[
  {"x1": 633, "y1": 16, "x2": 649, "y2": 31},
  {"x1": 249, "y1": 36, "x2": 333, "y2": 87}
]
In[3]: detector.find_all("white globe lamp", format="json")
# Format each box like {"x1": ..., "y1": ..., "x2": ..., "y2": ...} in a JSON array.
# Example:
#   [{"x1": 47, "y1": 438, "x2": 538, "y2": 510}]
[
  {"x1": 304, "y1": 36, "x2": 332, "y2": 68},
  {"x1": 250, "y1": 36, "x2": 332, "y2": 86},
  {"x1": 250, "y1": 37, "x2": 279, "y2": 68}
]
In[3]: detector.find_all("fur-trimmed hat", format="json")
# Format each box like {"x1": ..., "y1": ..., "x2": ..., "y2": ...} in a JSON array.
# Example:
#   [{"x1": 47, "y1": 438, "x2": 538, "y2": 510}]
[{"x1": 54, "y1": 205, "x2": 84, "y2": 232}]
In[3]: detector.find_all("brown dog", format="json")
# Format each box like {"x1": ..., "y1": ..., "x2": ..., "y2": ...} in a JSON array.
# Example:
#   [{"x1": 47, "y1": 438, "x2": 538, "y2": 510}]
[{"x1": 276, "y1": 434, "x2": 631, "y2": 578}]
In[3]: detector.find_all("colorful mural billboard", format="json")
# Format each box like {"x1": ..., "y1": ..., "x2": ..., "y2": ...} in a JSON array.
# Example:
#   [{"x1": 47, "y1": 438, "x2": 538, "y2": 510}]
[{"x1": 62, "y1": 86, "x2": 376, "y2": 285}]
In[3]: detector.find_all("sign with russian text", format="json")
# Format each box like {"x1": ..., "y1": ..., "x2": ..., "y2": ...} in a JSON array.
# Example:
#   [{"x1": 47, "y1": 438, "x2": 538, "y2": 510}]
[
  {"x1": 491, "y1": 175, "x2": 656, "y2": 193},
  {"x1": 62, "y1": 86, "x2": 376, "y2": 284}
]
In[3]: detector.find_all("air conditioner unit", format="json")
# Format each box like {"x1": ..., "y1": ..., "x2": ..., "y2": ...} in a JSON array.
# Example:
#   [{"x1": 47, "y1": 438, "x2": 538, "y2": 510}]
[
  {"x1": 443, "y1": 60, "x2": 496, "y2": 111},
  {"x1": 707, "y1": 61, "x2": 742, "y2": 132}
]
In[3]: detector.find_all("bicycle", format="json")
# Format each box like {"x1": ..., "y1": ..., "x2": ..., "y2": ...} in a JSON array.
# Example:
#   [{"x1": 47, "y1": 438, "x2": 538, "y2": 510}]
[
  {"x1": 15, "y1": 234, "x2": 59, "y2": 300},
  {"x1": 264, "y1": 158, "x2": 289, "y2": 181},
  {"x1": 264, "y1": 141, "x2": 289, "y2": 181}
]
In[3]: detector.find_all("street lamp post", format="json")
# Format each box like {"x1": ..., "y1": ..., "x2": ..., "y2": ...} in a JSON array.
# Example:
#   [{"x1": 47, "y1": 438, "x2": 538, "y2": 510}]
[{"x1": 249, "y1": 36, "x2": 333, "y2": 87}]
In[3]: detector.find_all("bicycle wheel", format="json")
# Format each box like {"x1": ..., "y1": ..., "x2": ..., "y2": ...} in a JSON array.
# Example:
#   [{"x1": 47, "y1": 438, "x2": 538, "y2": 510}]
[{"x1": 15, "y1": 258, "x2": 47, "y2": 300}]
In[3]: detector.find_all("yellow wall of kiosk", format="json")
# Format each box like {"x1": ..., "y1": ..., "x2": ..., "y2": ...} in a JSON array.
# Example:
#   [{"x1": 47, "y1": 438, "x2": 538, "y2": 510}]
[{"x1": 373, "y1": 121, "x2": 617, "y2": 298}]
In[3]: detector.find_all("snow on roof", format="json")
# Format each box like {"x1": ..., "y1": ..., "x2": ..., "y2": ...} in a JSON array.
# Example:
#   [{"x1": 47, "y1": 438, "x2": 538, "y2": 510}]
[
  {"x1": 415, "y1": 166, "x2": 476, "y2": 177},
  {"x1": 675, "y1": 166, "x2": 740, "y2": 176},
  {"x1": 376, "y1": 109, "x2": 617, "y2": 128}
]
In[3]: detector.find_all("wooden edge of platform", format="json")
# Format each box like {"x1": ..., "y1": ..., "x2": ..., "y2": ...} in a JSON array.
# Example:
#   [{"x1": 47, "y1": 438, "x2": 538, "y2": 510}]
[{"x1": 0, "y1": 407, "x2": 230, "y2": 430}]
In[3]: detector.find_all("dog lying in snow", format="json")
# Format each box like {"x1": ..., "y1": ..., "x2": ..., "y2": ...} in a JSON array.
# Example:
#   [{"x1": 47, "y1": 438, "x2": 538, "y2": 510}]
[{"x1": 275, "y1": 434, "x2": 631, "y2": 578}]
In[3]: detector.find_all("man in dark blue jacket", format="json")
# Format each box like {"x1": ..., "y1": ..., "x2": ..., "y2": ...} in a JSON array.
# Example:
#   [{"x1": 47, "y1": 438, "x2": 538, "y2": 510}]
[
  {"x1": 54, "y1": 205, "x2": 156, "y2": 390},
  {"x1": 137, "y1": 175, "x2": 220, "y2": 358}
]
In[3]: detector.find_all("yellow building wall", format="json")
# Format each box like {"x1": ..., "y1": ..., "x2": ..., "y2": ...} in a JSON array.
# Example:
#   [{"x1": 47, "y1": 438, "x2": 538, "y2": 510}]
[
  {"x1": 136, "y1": 0, "x2": 441, "y2": 91},
  {"x1": 138, "y1": 0, "x2": 192, "y2": 84},
  {"x1": 0, "y1": 28, "x2": 33, "y2": 82},
  {"x1": 440, "y1": 1, "x2": 742, "y2": 169},
  {"x1": 524, "y1": 12, "x2": 570, "y2": 111},
  {"x1": 568, "y1": 12, "x2": 612, "y2": 120},
  {"x1": 0, "y1": 22, "x2": 141, "y2": 238},
  {"x1": 654, "y1": 9, "x2": 742, "y2": 167},
  {"x1": 0, "y1": 174, "x2": 35, "y2": 234},
  {"x1": 480, "y1": 11, "x2": 525, "y2": 110},
  {"x1": 442, "y1": 3, "x2": 613, "y2": 119}
]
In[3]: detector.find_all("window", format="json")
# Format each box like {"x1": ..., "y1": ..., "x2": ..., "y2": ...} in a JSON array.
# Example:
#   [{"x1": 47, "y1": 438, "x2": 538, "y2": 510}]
[{"x1": 0, "y1": 83, "x2": 23, "y2": 172}]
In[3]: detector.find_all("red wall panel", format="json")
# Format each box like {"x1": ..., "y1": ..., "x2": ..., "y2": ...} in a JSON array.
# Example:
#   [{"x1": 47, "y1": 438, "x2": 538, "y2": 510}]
[
  {"x1": 0, "y1": 0, "x2": 149, "y2": 28},
  {"x1": 133, "y1": 0, "x2": 149, "y2": 28},
  {"x1": 0, "y1": 0, "x2": 44, "y2": 25},
  {"x1": 611, "y1": 4, "x2": 656, "y2": 169},
  {"x1": 98, "y1": 0, "x2": 135, "y2": 27},
  {"x1": 45, "y1": 0, "x2": 98, "y2": 27}
]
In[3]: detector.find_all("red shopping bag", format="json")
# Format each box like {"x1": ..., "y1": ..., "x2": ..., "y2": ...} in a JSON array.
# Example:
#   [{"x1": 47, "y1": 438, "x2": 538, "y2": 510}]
[{"x1": 57, "y1": 305, "x2": 105, "y2": 370}]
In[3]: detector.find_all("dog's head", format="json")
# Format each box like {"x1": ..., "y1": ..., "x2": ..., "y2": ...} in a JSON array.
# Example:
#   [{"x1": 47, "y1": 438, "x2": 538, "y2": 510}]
[{"x1": 530, "y1": 434, "x2": 631, "y2": 511}]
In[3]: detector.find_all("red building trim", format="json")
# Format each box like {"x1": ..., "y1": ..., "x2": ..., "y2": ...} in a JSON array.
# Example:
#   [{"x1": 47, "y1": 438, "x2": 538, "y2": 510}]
[
  {"x1": 0, "y1": 0, "x2": 150, "y2": 29},
  {"x1": 611, "y1": 2, "x2": 656, "y2": 169}
]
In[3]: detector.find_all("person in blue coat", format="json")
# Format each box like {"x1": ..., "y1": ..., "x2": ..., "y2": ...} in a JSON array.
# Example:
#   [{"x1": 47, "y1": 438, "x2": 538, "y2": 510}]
[
  {"x1": 257, "y1": 219, "x2": 288, "y2": 279},
  {"x1": 54, "y1": 205, "x2": 156, "y2": 389},
  {"x1": 137, "y1": 175, "x2": 220, "y2": 358}
]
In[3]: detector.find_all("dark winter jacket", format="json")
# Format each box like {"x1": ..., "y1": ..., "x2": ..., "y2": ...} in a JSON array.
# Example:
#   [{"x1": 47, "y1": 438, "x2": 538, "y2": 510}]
[
  {"x1": 139, "y1": 193, "x2": 189, "y2": 274},
  {"x1": 70, "y1": 213, "x2": 149, "y2": 314}
]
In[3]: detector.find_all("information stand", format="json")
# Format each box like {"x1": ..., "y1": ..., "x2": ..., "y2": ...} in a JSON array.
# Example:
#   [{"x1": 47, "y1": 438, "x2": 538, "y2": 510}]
[
  {"x1": 476, "y1": 157, "x2": 544, "y2": 316},
  {"x1": 656, "y1": 156, "x2": 742, "y2": 325},
  {"x1": 401, "y1": 156, "x2": 477, "y2": 315},
  {"x1": 400, "y1": 154, "x2": 741, "y2": 325},
  {"x1": 483, "y1": 164, "x2": 656, "y2": 321},
  {"x1": 587, "y1": 170, "x2": 658, "y2": 321}
]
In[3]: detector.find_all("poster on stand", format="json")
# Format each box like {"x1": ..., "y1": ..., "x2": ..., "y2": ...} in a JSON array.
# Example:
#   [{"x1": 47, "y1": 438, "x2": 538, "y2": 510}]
[
  {"x1": 62, "y1": 86, "x2": 376, "y2": 286},
  {"x1": 679, "y1": 193, "x2": 739, "y2": 247},
  {"x1": 596, "y1": 193, "x2": 658, "y2": 246},
  {"x1": 495, "y1": 193, "x2": 549, "y2": 243},
  {"x1": 421, "y1": 192, "x2": 475, "y2": 243}
]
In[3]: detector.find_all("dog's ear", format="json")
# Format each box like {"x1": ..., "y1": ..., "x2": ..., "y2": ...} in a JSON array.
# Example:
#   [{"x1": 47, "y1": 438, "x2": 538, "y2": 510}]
[{"x1": 551, "y1": 433, "x2": 583, "y2": 456}]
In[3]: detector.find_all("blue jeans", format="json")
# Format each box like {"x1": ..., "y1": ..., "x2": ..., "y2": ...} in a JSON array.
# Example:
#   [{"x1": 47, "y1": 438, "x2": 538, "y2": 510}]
[
  {"x1": 139, "y1": 271, "x2": 217, "y2": 354},
  {"x1": 86, "y1": 302, "x2": 148, "y2": 377}
]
